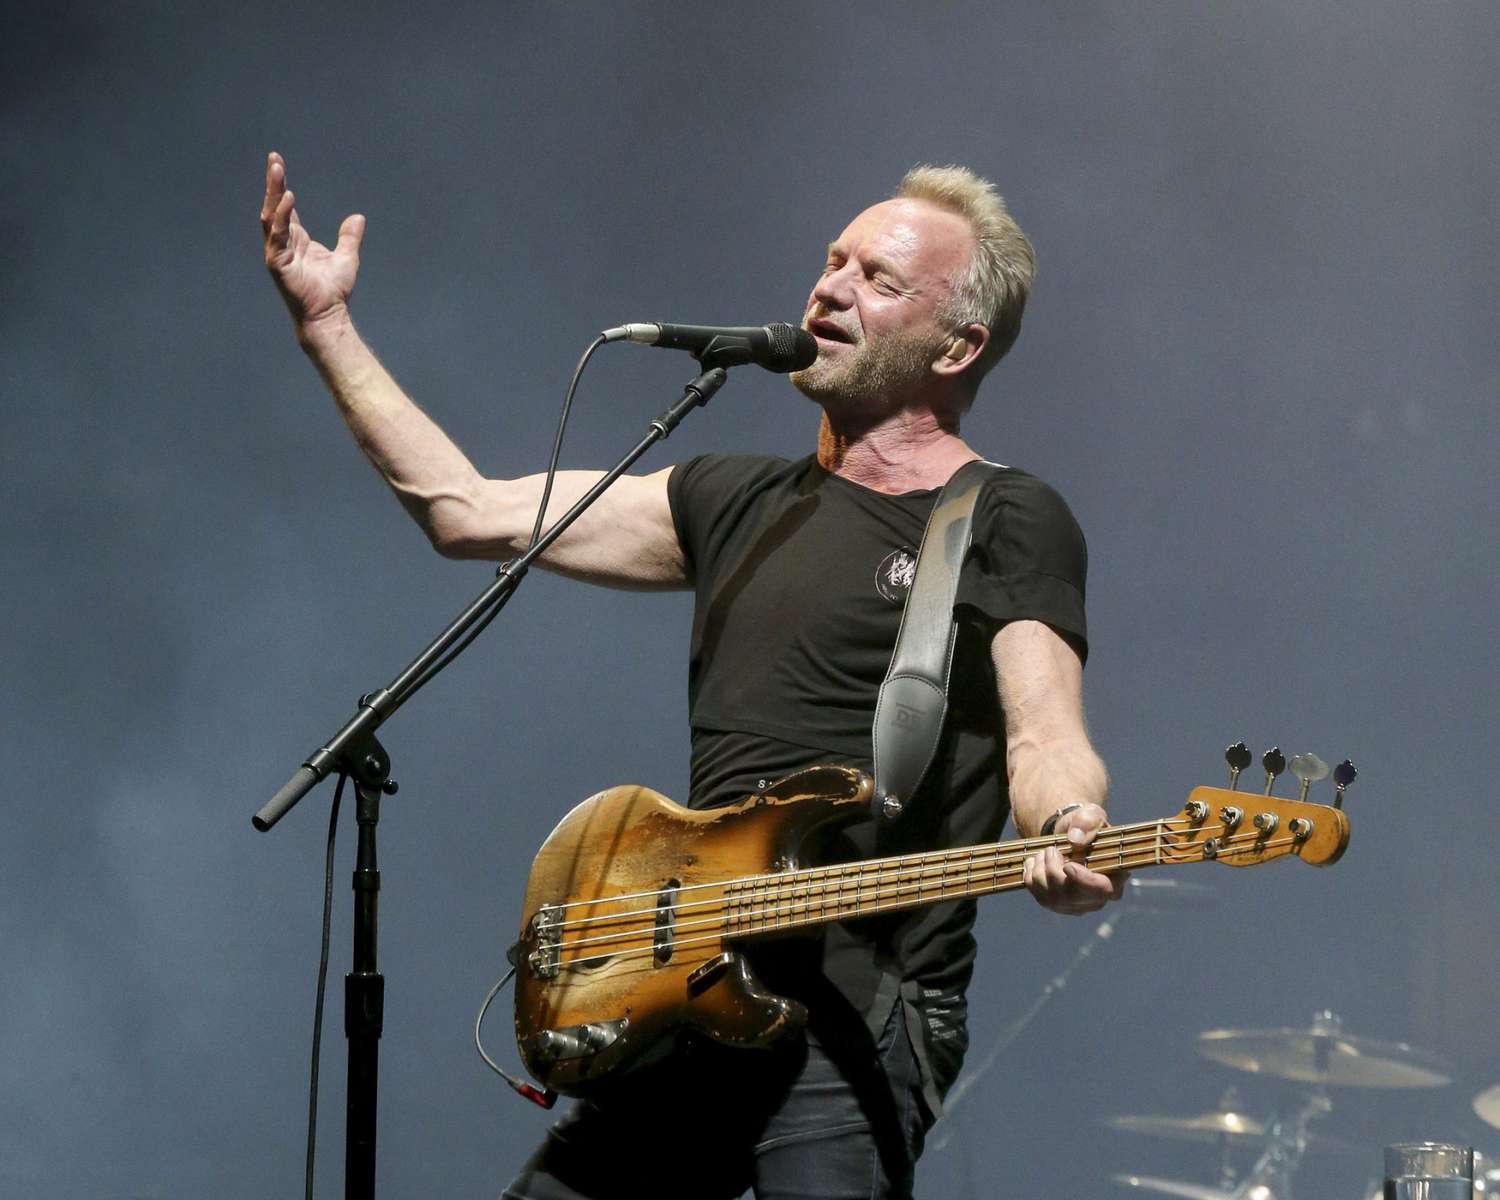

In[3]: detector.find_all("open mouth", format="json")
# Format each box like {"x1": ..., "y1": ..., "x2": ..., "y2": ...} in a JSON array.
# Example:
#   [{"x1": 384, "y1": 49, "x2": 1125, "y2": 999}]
[{"x1": 807, "y1": 317, "x2": 855, "y2": 345}]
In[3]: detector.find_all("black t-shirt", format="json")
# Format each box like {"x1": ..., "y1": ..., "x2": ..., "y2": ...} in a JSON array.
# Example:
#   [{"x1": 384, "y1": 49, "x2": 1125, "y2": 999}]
[{"x1": 666, "y1": 452, "x2": 1088, "y2": 1101}]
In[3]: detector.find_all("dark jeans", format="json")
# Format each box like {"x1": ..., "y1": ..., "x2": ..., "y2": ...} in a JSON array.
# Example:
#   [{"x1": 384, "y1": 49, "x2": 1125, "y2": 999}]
[{"x1": 501, "y1": 1002, "x2": 930, "y2": 1200}]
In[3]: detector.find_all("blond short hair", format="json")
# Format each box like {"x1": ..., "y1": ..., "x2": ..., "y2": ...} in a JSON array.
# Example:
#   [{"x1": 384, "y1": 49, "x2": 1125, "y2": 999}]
[{"x1": 896, "y1": 164, "x2": 1035, "y2": 383}]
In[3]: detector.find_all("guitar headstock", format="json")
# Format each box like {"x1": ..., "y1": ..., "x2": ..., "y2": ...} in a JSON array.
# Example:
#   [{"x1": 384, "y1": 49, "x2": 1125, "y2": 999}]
[
  {"x1": 1165, "y1": 786, "x2": 1350, "y2": 868},
  {"x1": 1160, "y1": 743, "x2": 1355, "y2": 868}
]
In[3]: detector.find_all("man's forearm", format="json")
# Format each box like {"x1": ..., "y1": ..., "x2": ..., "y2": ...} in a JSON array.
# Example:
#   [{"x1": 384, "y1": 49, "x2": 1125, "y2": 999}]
[
  {"x1": 1007, "y1": 734, "x2": 1109, "y2": 838},
  {"x1": 298, "y1": 311, "x2": 497, "y2": 552}
]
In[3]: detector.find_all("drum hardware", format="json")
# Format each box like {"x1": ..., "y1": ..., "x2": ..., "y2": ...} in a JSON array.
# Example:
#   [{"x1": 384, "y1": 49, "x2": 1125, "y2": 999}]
[
  {"x1": 1105, "y1": 1107, "x2": 1267, "y2": 1143},
  {"x1": 1196, "y1": 1010, "x2": 1452, "y2": 1090},
  {"x1": 1476, "y1": 1085, "x2": 1500, "y2": 1133},
  {"x1": 1191, "y1": 1012, "x2": 1449, "y2": 1199},
  {"x1": 1111, "y1": 1013, "x2": 1453, "y2": 1200},
  {"x1": 1226, "y1": 1083, "x2": 1332, "y2": 1200},
  {"x1": 1104, "y1": 1086, "x2": 1263, "y2": 1193},
  {"x1": 1104, "y1": 1103, "x2": 1358, "y2": 1154},
  {"x1": 1111, "y1": 1172, "x2": 1235, "y2": 1200}
]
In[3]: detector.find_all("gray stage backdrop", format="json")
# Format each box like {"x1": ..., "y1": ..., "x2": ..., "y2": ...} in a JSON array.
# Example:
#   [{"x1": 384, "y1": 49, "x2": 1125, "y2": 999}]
[{"x1": 3, "y1": 2, "x2": 1497, "y2": 1196}]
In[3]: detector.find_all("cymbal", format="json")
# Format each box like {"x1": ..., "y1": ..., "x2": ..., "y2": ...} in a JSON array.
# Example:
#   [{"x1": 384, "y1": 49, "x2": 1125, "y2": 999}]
[
  {"x1": 1111, "y1": 1173, "x2": 1232, "y2": 1200},
  {"x1": 1476, "y1": 1084, "x2": 1500, "y2": 1131},
  {"x1": 1104, "y1": 1110, "x2": 1358, "y2": 1153},
  {"x1": 1105, "y1": 1110, "x2": 1267, "y2": 1141},
  {"x1": 1197, "y1": 1021, "x2": 1450, "y2": 1088}
]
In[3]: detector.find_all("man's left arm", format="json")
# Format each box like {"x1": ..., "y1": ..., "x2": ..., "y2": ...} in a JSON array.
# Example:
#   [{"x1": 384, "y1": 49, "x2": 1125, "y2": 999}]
[{"x1": 992, "y1": 619, "x2": 1125, "y2": 915}]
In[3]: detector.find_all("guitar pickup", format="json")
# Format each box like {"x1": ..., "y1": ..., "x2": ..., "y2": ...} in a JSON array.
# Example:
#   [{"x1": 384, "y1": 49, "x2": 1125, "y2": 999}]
[{"x1": 654, "y1": 880, "x2": 679, "y2": 964}]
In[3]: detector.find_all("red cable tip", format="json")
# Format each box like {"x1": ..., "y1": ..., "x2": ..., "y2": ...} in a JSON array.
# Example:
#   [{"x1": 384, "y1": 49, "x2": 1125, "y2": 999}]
[{"x1": 513, "y1": 1081, "x2": 558, "y2": 1109}]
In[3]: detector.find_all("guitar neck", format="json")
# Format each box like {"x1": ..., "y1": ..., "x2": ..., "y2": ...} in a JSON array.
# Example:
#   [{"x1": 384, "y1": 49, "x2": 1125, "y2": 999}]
[{"x1": 726, "y1": 818, "x2": 1181, "y2": 938}]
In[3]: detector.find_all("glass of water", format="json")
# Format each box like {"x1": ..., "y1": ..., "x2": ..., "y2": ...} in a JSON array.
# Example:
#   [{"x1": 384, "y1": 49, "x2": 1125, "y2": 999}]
[{"x1": 1385, "y1": 1142, "x2": 1474, "y2": 1200}]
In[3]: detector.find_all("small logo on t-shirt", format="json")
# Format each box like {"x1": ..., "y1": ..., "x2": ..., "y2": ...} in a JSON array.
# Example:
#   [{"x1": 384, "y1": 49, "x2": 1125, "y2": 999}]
[{"x1": 875, "y1": 547, "x2": 918, "y2": 604}]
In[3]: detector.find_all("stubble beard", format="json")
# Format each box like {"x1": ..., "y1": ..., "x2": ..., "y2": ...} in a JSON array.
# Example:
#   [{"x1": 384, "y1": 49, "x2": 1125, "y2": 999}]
[{"x1": 790, "y1": 326, "x2": 946, "y2": 419}]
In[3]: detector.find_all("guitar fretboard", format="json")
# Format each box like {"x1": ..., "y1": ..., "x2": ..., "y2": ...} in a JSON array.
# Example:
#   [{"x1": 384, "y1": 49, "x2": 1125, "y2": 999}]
[{"x1": 720, "y1": 818, "x2": 1176, "y2": 936}]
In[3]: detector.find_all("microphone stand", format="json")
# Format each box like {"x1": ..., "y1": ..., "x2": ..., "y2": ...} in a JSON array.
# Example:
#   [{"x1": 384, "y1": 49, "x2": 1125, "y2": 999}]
[
  {"x1": 932, "y1": 876, "x2": 1217, "y2": 1198},
  {"x1": 931, "y1": 905, "x2": 1128, "y2": 1155},
  {"x1": 926, "y1": 908, "x2": 1125, "y2": 1200},
  {"x1": 252, "y1": 363, "x2": 729, "y2": 1199}
]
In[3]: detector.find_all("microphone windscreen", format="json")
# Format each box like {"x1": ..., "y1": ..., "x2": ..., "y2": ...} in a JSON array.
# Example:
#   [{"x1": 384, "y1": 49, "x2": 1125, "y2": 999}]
[{"x1": 766, "y1": 323, "x2": 819, "y2": 372}]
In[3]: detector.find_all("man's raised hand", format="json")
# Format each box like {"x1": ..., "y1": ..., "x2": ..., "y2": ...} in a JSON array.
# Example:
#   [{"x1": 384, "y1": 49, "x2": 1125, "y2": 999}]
[{"x1": 260, "y1": 151, "x2": 365, "y2": 336}]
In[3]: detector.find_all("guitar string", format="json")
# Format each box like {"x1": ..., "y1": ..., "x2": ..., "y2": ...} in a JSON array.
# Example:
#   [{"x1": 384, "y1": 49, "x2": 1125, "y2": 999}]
[
  {"x1": 540, "y1": 818, "x2": 1183, "y2": 936},
  {"x1": 546, "y1": 853, "x2": 1156, "y2": 972},
  {"x1": 532, "y1": 815, "x2": 1176, "y2": 918},
  {"x1": 540, "y1": 822, "x2": 1182, "y2": 954},
  {"x1": 536, "y1": 825, "x2": 1291, "y2": 967},
  {"x1": 541, "y1": 831, "x2": 1303, "y2": 972},
  {"x1": 540, "y1": 824, "x2": 1180, "y2": 953},
  {"x1": 541, "y1": 833, "x2": 1176, "y2": 959}
]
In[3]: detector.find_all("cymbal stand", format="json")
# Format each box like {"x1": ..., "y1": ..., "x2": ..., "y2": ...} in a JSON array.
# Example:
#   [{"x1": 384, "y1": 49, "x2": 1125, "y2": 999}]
[{"x1": 1230, "y1": 1085, "x2": 1330, "y2": 1200}]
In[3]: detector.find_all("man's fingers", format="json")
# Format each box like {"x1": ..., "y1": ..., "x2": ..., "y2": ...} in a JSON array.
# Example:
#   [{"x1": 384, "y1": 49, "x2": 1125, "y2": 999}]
[
  {"x1": 266, "y1": 188, "x2": 294, "y2": 247},
  {"x1": 1065, "y1": 862, "x2": 1115, "y2": 895},
  {"x1": 261, "y1": 153, "x2": 286, "y2": 227},
  {"x1": 1027, "y1": 854, "x2": 1121, "y2": 914},
  {"x1": 335, "y1": 213, "x2": 366, "y2": 257},
  {"x1": 1023, "y1": 852, "x2": 1045, "y2": 897},
  {"x1": 1044, "y1": 845, "x2": 1068, "y2": 888}
]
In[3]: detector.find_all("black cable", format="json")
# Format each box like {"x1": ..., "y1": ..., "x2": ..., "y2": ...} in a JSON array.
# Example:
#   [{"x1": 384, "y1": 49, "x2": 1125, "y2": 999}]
[
  {"x1": 392, "y1": 334, "x2": 607, "y2": 707},
  {"x1": 305, "y1": 771, "x2": 347, "y2": 1200},
  {"x1": 528, "y1": 334, "x2": 605, "y2": 550},
  {"x1": 472, "y1": 965, "x2": 555, "y2": 1108}
]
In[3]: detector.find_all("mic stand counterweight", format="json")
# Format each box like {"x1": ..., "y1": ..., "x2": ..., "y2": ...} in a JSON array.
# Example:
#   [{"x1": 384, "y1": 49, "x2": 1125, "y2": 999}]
[{"x1": 252, "y1": 364, "x2": 728, "y2": 1200}]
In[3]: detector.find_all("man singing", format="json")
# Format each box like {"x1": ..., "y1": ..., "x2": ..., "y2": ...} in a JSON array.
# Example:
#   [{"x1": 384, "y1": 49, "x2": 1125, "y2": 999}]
[{"x1": 261, "y1": 152, "x2": 1121, "y2": 1199}]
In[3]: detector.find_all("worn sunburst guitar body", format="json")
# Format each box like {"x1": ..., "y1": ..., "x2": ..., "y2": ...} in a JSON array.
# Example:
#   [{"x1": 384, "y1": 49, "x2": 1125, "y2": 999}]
[{"x1": 512, "y1": 764, "x2": 1349, "y2": 1097}]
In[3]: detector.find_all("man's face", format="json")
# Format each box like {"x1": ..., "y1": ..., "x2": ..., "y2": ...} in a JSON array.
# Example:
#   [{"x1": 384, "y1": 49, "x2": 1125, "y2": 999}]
[{"x1": 790, "y1": 198, "x2": 974, "y2": 413}]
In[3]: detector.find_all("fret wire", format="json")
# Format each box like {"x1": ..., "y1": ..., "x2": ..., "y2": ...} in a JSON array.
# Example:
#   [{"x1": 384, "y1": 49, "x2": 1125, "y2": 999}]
[
  {"x1": 552, "y1": 828, "x2": 1295, "y2": 969},
  {"x1": 545, "y1": 819, "x2": 1183, "y2": 938},
  {"x1": 556, "y1": 848, "x2": 1180, "y2": 969},
  {"x1": 545, "y1": 825, "x2": 1193, "y2": 955},
  {"x1": 546, "y1": 824, "x2": 1204, "y2": 959},
  {"x1": 538, "y1": 815, "x2": 1179, "y2": 919},
  {"x1": 559, "y1": 828, "x2": 1304, "y2": 970}
]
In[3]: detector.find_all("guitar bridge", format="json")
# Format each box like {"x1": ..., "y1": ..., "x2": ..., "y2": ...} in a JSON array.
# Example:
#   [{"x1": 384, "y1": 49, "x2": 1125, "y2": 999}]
[{"x1": 528, "y1": 903, "x2": 562, "y2": 979}]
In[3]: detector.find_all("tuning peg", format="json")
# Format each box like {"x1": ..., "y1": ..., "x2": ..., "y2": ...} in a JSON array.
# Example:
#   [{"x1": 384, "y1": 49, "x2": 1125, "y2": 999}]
[
  {"x1": 1332, "y1": 759, "x2": 1357, "y2": 809},
  {"x1": 1261, "y1": 747, "x2": 1285, "y2": 795},
  {"x1": 1289, "y1": 753, "x2": 1329, "y2": 803},
  {"x1": 1224, "y1": 741, "x2": 1252, "y2": 790}
]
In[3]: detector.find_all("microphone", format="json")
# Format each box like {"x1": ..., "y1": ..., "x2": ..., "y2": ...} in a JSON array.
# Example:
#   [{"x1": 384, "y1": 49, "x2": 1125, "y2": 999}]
[{"x1": 601, "y1": 321, "x2": 818, "y2": 373}]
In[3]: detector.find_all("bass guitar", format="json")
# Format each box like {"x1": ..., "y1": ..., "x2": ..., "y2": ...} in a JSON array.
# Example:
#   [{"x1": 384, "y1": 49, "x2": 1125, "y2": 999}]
[{"x1": 512, "y1": 763, "x2": 1349, "y2": 1097}]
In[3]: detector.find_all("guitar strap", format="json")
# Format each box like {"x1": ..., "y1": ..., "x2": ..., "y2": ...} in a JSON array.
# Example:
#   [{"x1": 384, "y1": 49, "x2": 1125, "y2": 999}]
[{"x1": 871, "y1": 458, "x2": 1006, "y2": 817}]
